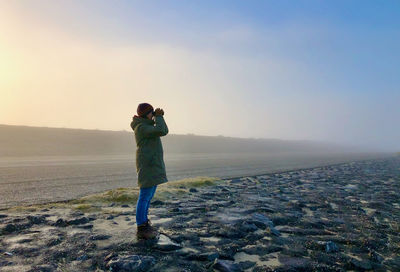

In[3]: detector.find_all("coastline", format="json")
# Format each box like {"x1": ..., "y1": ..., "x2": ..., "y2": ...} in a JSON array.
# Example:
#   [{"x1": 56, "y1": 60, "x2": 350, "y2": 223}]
[
  {"x1": 0, "y1": 153, "x2": 394, "y2": 211},
  {"x1": 0, "y1": 156, "x2": 399, "y2": 271},
  {"x1": 0, "y1": 151, "x2": 393, "y2": 210}
]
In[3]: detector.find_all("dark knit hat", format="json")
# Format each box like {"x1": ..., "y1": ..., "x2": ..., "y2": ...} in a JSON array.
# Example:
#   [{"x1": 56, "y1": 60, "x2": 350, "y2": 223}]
[{"x1": 137, "y1": 103, "x2": 154, "y2": 117}]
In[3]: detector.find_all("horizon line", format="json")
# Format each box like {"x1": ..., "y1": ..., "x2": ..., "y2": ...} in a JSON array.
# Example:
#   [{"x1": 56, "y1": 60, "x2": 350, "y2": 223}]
[{"x1": 0, "y1": 122, "x2": 336, "y2": 144}]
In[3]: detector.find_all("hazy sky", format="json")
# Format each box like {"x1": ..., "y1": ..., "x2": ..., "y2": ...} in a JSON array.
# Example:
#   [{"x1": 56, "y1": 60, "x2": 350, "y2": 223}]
[{"x1": 1, "y1": 1, "x2": 399, "y2": 151}]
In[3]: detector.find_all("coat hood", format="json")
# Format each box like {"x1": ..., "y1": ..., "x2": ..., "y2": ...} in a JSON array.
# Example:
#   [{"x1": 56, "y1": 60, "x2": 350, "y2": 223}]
[{"x1": 131, "y1": 115, "x2": 155, "y2": 130}]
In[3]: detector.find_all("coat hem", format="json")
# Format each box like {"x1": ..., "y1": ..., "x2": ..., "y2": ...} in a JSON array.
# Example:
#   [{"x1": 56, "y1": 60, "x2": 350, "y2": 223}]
[{"x1": 138, "y1": 178, "x2": 168, "y2": 189}]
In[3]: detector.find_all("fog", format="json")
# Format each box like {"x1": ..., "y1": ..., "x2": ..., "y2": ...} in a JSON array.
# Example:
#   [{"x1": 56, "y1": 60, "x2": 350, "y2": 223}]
[
  {"x1": 0, "y1": 124, "x2": 387, "y2": 158},
  {"x1": 0, "y1": 1, "x2": 399, "y2": 152}
]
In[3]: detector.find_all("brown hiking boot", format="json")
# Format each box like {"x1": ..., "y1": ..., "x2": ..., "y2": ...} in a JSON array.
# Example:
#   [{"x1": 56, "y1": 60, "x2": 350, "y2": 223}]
[{"x1": 136, "y1": 219, "x2": 159, "y2": 240}]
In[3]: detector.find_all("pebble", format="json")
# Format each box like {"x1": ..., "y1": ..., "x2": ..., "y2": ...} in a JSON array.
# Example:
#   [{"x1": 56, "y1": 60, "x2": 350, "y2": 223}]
[
  {"x1": 106, "y1": 254, "x2": 156, "y2": 272},
  {"x1": 209, "y1": 259, "x2": 241, "y2": 272},
  {"x1": 325, "y1": 241, "x2": 339, "y2": 253},
  {"x1": 154, "y1": 234, "x2": 182, "y2": 251},
  {"x1": 67, "y1": 217, "x2": 90, "y2": 225}
]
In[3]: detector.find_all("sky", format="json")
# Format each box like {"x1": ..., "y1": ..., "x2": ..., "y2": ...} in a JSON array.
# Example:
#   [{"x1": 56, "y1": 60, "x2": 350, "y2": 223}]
[{"x1": 0, "y1": 0, "x2": 399, "y2": 151}]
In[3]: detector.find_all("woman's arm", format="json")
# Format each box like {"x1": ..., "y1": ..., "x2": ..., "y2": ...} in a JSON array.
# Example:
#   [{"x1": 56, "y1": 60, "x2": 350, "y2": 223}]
[{"x1": 141, "y1": 115, "x2": 168, "y2": 138}]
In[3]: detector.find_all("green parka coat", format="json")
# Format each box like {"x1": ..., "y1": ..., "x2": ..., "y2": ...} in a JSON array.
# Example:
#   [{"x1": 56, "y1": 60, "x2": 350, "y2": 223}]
[{"x1": 130, "y1": 115, "x2": 169, "y2": 188}]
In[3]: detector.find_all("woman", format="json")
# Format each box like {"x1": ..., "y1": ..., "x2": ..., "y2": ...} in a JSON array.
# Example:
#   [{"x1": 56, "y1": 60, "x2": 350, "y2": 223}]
[{"x1": 130, "y1": 103, "x2": 169, "y2": 240}]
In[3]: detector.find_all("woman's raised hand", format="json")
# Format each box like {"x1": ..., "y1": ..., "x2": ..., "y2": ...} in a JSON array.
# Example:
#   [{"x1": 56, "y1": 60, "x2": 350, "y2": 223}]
[{"x1": 154, "y1": 108, "x2": 163, "y2": 116}]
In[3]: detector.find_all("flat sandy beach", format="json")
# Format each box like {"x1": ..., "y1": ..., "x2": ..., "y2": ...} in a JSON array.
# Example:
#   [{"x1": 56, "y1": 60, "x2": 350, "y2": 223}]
[{"x1": 0, "y1": 152, "x2": 389, "y2": 209}]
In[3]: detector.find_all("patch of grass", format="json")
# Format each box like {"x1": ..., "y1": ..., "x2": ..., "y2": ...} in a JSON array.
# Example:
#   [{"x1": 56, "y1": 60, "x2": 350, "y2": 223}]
[
  {"x1": 71, "y1": 176, "x2": 223, "y2": 204},
  {"x1": 73, "y1": 203, "x2": 101, "y2": 213},
  {"x1": 73, "y1": 187, "x2": 140, "y2": 205},
  {"x1": 3, "y1": 201, "x2": 70, "y2": 213},
  {"x1": 153, "y1": 176, "x2": 224, "y2": 201},
  {"x1": 161, "y1": 176, "x2": 222, "y2": 188},
  {"x1": 2, "y1": 176, "x2": 225, "y2": 213}
]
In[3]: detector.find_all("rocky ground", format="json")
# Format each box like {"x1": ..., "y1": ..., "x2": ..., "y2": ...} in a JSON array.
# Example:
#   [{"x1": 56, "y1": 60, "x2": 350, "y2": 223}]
[{"x1": 0, "y1": 156, "x2": 399, "y2": 272}]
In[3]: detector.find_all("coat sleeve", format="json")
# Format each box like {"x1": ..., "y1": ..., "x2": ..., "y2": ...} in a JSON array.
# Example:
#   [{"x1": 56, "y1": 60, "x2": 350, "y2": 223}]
[{"x1": 141, "y1": 115, "x2": 169, "y2": 138}]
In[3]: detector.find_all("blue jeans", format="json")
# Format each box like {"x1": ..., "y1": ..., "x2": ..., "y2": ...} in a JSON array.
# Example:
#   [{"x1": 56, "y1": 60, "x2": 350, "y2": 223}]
[{"x1": 136, "y1": 185, "x2": 157, "y2": 226}]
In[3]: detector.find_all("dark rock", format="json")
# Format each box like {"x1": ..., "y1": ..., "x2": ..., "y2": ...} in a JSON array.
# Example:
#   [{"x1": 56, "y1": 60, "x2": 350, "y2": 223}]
[
  {"x1": 70, "y1": 211, "x2": 84, "y2": 217},
  {"x1": 119, "y1": 211, "x2": 134, "y2": 216},
  {"x1": 326, "y1": 241, "x2": 339, "y2": 253},
  {"x1": 76, "y1": 255, "x2": 89, "y2": 261},
  {"x1": 305, "y1": 240, "x2": 325, "y2": 251},
  {"x1": 46, "y1": 237, "x2": 63, "y2": 247},
  {"x1": 271, "y1": 216, "x2": 296, "y2": 225},
  {"x1": 350, "y1": 258, "x2": 373, "y2": 271},
  {"x1": 121, "y1": 204, "x2": 129, "y2": 208},
  {"x1": 242, "y1": 245, "x2": 264, "y2": 255},
  {"x1": 106, "y1": 215, "x2": 115, "y2": 220},
  {"x1": 244, "y1": 231, "x2": 266, "y2": 242},
  {"x1": 2, "y1": 223, "x2": 17, "y2": 234},
  {"x1": 106, "y1": 255, "x2": 156, "y2": 272},
  {"x1": 250, "y1": 213, "x2": 274, "y2": 228},
  {"x1": 189, "y1": 188, "x2": 198, "y2": 193},
  {"x1": 253, "y1": 266, "x2": 274, "y2": 272},
  {"x1": 268, "y1": 227, "x2": 281, "y2": 237},
  {"x1": 281, "y1": 247, "x2": 309, "y2": 257},
  {"x1": 186, "y1": 252, "x2": 219, "y2": 262},
  {"x1": 234, "y1": 220, "x2": 258, "y2": 233},
  {"x1": 67, "y1": 217, "x2": 90, "y2": 225},
  {"x1": 209, "y1": 258, "x2": 241, "y2": 272},
  {"x1": 0, "y1": 260, "x2": 13, "y2": 267},
  {"x1": 154, "y1": 234, "x2": 182, "y2": 251},
  {"x1": 52, "y1": 249, "x2": 69, "y2": 260},
  {"x1": 302, "y1": 219, "x2": 327, "y2": 229},
  {"x1": 16, "y1": 237, "x2": 33, "y2": 243},
  {"x1": 278, "y1": 255, "x2": 312, "y2": 271},
  {"x1": 216, "y1": 227, "x2": 246, "y2": 239},
  {"x1": 230, "y1": 178, "x2": 242, "y2": 184},
  {"x1": 217, "y1": 244, "x2": 240, "y2": 261},
  {"x1": 238, "y1": 260, "x2": 256, "y2": 270},
  {"x1": 0, "y1": 214, "x2": 8, "y2": 218},
  {"x1": 27, "y1": 215, "x2": 46, "y2": 224},
  {"x1": 278, "y1": 226, "x2": 329, "y2": 236},
  {"x1": 383, "y1": 256, "x2": 400, "y2": 270},
  {"x1": 30, "y1": 264, "x2": 56, "y2": 272},
  {"x1": 263, "y1": 246, "x2": 284, "y2": 254},
  {"x1": 53, "y1": 218, "x2": 68, "y2": 227},
  {"x1": 87, "y1": 215, "x2": 97, "y2": 221},
  {"x1": 369, "y1": 250, "x2": 384, "y2": 263},
  {"x1": 247, "y1": 206, "x2": 275, "y2": 213},
  {"x1": 151, "y1": 200, "x2": 164, "y2": 205},
  {"x1": 76, "y1": 223, "x2": 93, "y2": 229},
  {"x1": 90, "y1": 234, "x2": 111, "y2": 240}
]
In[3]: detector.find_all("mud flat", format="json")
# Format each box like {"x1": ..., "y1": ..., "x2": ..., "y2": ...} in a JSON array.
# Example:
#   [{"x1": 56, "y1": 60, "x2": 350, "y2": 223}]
[{"x1": 0, "y1": 156, "x2": 399, "y2": 271}]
